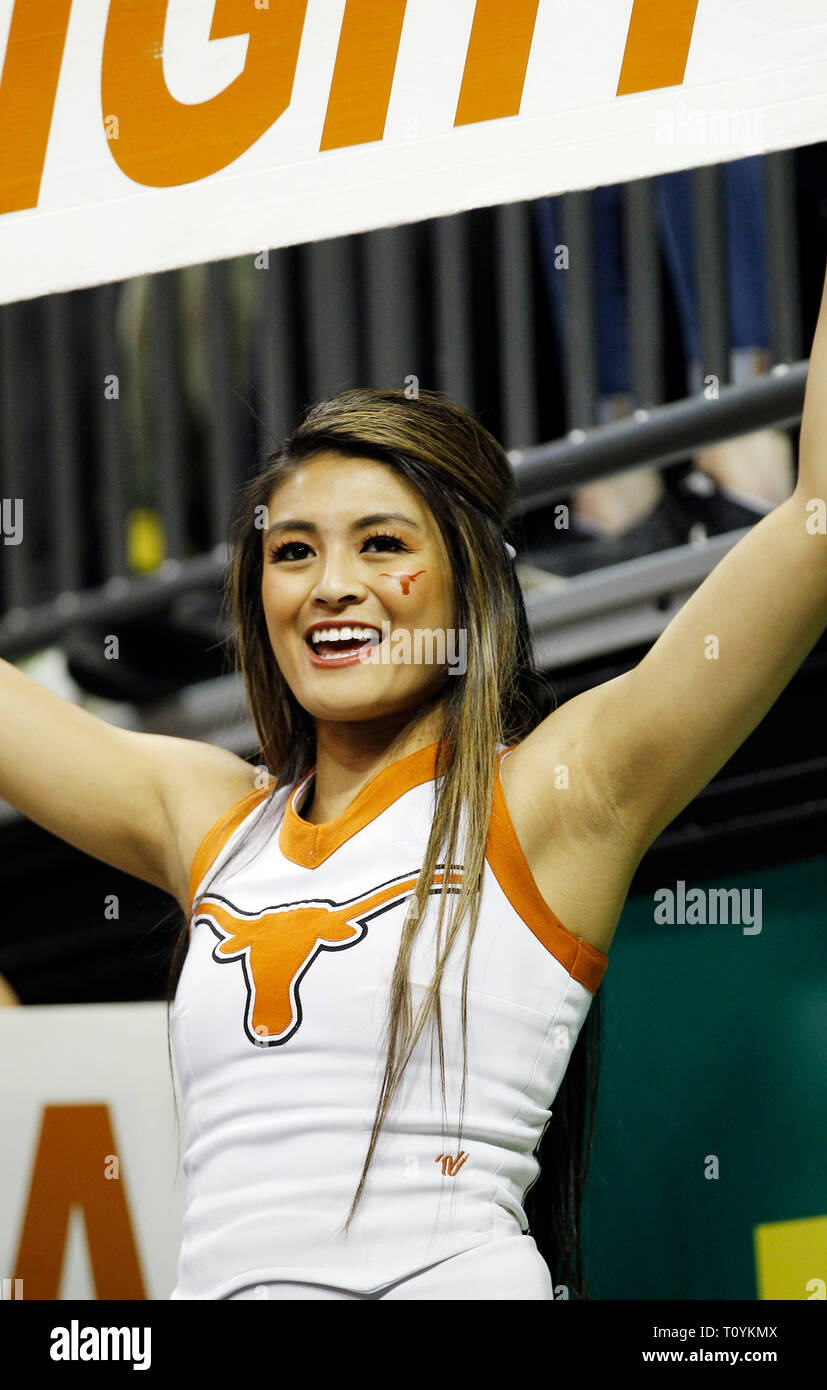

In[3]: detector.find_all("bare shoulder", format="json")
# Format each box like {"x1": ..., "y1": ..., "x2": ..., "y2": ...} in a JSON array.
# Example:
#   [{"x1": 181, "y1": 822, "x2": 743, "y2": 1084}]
[
  {"x1": 498, "y1": 678, "x2": 648, "y2": 956},
  {"x1": 132, "y1": 731, "x2": 265, "y2": 914}
]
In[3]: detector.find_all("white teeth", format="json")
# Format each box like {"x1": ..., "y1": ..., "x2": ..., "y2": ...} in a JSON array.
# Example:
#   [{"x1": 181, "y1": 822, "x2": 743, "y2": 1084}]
[{"x1": 309, "y1": 626, "x2": 378, "y2": 644}]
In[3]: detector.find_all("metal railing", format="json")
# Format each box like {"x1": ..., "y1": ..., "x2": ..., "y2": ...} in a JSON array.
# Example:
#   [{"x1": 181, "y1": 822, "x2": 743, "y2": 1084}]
[
  {"x1": 0, "y1": 151, "x2": 806, "y2": 664},
  {"x1": 0, "y1": 360, "x2": 808, "y2": 661},
  {"x1": 506, "y1": 359, "x2": 807, "y2": 513}
]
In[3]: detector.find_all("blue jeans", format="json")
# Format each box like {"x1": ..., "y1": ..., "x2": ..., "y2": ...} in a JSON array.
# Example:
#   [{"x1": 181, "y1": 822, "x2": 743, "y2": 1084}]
[{"x1": 534, "y1": 156, "x2": 770, "y2": 396}]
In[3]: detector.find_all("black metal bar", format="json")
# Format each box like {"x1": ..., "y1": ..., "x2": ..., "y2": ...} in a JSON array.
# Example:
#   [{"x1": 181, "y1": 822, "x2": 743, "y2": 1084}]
[
  {"x1": 526, "y1": 529, "x2": 754, "y2": 670},
  {"x1": 763, "y1": 150, "x2": 802, "y2": 365},
  {"x1": 254, "y1": 246, "x2": 299, "y2": 458},
  {"x1": 302, "y1": 235, "x2": 359, "y2": 400},
  {"x1": 623, "y1": 177, "x2": 664, "y2": 407},
  {"x1": 559, "y1": 190, "x2": 598, "y2": 428},
  {"x1": 204, "y1": 261, "x2": 239, "y2": 546},
  {"x1": 0, "y1": 301, "x2": 32, "y2": 612},
  {"x1": 525, "y1": 526, "x2": 749, "y2": 626},
  {"x1": 691, "y1": 164, "x2": 731, "y2": 390},
  {"x1": 432, "y1": 213, "x2": 474, "y2": 410},
  {"x1": 494, "y1": 201, "x2": 538, "y2": 449},
  {"x1": 148, "y1": 272, "x2": 187, "y2": 559},
  {"x1": 43, "y1": 293, "x2": 83, "y2": 595},
  {"x1": 362, "y1": 224, "x2": 420, "y2": 390},
  {"x1": 506, "y1": 359, "x2": 807, "y2": 515},
  {"x1": 0, "y1": 547, "x2": 228, "y2": 660},
  {"x1": 93, "y1": 282, "x2": 129, "y2": 579}
]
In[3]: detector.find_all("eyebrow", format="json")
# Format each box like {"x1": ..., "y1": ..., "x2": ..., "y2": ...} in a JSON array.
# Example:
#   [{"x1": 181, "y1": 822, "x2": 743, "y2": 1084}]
[{"x1": 262, "y1": 511, "x2": 422, "y2": 541}]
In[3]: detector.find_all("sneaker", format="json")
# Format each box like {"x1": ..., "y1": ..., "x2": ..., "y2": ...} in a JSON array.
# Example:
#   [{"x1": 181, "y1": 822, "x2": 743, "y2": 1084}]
[
  {"x1": 520, "y1": 468, "x2": 770, "y2": 578},
  {"x1": 522, "y1": 489, "x2": 689, "y2": 577},
  {"x1": 674, "y1": 466, "x2": 778, "y2": 535}
]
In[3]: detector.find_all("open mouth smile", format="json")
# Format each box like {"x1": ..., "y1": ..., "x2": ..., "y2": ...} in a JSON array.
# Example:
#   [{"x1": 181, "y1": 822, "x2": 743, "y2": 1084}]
[{"x1": 304, "y1": 625, "x2": 384, "y2": 666}]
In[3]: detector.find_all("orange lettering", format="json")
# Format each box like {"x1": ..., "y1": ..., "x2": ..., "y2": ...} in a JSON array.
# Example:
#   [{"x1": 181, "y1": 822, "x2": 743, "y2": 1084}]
[
  {"x1": 320, "y1": 0, "x2": 407, "y2": 151},
  {"x1": 101, "y1": 0, "x2": 308, "y2": 187},
  {"x1": 13, "y1": 1104, "x2": 146, "y2": 1299},
  {"x1": 0, "y1": 0, "x2": 71, "y2": 214},
  {"x1": 0, "y1": 0, "x2": 705, "y2": 215},
  {"x1": 617, "y1": 0, "x2": 700, "y2": 96},
  {"x1": 454, "y1": 0, "x2": 539, "y2": 127}
]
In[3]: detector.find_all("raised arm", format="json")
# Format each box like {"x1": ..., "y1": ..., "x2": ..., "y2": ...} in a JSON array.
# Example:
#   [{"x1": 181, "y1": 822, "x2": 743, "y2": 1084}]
[
  {"x1": 0, "y1": 655, "x2": 258, "y2": 908},
  {"x1": 535, "y1": 260, "x2": 827, "y2": 857}
]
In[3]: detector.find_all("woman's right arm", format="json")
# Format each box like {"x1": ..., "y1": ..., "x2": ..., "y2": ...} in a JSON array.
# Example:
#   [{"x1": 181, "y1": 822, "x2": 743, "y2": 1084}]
[{"x1": 0, "y1": 656, "x2": 259, "y2": 908}]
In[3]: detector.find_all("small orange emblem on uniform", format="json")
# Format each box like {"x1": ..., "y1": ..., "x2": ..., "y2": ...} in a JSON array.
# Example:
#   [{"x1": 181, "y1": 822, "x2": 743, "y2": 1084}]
[{"x1": 435, "y1": 1151, "x2": 468, "y2": 1176}]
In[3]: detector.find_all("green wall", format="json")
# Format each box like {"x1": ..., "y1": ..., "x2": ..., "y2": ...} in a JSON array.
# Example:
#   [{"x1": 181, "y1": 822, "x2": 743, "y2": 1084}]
[{"x1": 581, "y1": 854, "x2": 827, "y2": 1300}]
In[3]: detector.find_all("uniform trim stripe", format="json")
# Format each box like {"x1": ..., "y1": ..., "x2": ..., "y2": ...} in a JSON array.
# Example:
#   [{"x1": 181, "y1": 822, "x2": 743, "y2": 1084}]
[
  {"x1": 186, "y1": 742, "x2": 609, "y2": 990},
  {"x1": 187, "y1": 784, "x2": 273, "y2": 921},
  {"x1": 488, "y1": 748, "x2": 608, "y2": 994},
  {"x1": 279, "y1": 741, "x2": 442, "y2": 868}
]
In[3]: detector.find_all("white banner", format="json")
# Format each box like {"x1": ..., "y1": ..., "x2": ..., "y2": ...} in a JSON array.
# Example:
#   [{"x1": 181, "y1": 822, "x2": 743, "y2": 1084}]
[
  {"x1": 0, "y1": 1003, "x2": 183, "y2": 1301},
  {"x1": 0, "y1": 0, "x2": 826, "y2": 304}
]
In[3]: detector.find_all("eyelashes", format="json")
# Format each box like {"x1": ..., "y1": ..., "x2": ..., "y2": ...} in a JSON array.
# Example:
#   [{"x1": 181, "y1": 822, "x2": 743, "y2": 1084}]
[{"x1": 267, "y1": 530, "x2": 411, "y2": 563}]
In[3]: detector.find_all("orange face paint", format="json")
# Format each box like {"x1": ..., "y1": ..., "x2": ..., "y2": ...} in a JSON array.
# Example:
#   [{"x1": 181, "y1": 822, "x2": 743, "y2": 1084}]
[{"x1": 379, "y1": 570, "x2": 425, "y2": 595}]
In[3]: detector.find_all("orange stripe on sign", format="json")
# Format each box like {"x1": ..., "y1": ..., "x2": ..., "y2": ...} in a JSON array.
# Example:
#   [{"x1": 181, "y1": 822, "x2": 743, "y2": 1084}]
[
  {"x1": 13, "y1": 1104, "x2": 146, "y2": 1299},
  {"x1": 617, "y1": 0, "x2": 700, "y2": 96},
  {"x1": 455, "y1": 0, "x2": 540, "y2": 127},
  {"x1": 320, "y1": 0, "x2": 408, "y2": 151},
  {"x1": 0, "y1": 0, "x2": 72, "y2": 214}
]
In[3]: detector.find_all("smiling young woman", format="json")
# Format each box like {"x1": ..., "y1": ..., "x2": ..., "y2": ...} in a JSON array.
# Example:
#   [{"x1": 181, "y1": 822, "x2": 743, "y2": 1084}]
[
  {"x1": 158, "y1": 340, "x2": 827, "y2": 1299},
  {"x1": 3, "y1": 294, "x2": 826, "y2": 1299},
  {"x1": 157, "y1": 386, "x2": 615, "y2": 1301}
]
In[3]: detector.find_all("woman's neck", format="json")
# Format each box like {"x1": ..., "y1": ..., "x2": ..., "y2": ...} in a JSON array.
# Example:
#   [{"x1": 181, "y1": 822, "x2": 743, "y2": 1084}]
[{"x1": 302, "y1": 710, "x2": 445, "y2": 825}]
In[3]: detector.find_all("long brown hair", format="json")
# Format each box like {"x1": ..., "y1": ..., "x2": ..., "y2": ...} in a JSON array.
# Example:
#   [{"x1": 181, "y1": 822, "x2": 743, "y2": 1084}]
[{"x1": 166, "y1": 387, "x2": 603, "y2": 1298}]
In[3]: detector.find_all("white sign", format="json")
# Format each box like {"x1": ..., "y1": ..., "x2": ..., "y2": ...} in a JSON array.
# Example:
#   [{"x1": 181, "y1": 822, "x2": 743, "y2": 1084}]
[
  {"x1": 0, "y1": 0, "x2": 826, "y2": 303},
  {"x1": 0, "y1": 1003, "x2": 183, "y2": 1301}
]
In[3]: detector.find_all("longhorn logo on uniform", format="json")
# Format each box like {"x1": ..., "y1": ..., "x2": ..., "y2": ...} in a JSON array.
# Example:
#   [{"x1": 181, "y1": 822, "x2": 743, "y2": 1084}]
[{"x1": 193, "y1": 868, "x2": 463, "y2": 1047}]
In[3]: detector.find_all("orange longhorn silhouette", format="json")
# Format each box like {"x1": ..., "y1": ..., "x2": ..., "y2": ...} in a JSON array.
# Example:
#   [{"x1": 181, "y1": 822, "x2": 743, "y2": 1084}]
[
  {"x1": 378, "y1": 570, "x2": 425, "y2": 595},
  {"x1": 194, "y1": 868, "x2": 462, "y2": 1044}
]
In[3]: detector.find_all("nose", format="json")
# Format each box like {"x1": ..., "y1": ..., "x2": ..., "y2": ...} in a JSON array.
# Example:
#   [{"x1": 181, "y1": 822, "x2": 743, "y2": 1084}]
[{"x1": 309, "y1": 542, "x2": 368, "y2": 606}]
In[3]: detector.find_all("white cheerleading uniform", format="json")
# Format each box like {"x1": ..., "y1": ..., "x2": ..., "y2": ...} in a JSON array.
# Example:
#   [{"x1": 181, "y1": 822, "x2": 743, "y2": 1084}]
[{"x1": 169, "y1": 740, "x2": 608, "y2": 1300}]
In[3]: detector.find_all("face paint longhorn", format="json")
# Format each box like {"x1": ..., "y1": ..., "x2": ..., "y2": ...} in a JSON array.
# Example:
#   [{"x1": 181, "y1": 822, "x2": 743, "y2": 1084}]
[{"x1": 379, "y1": 569, "x2": 425, "y2": 595}]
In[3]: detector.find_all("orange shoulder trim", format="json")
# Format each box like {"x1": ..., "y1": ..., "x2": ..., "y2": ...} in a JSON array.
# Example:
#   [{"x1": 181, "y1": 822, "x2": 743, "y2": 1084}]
[
  {"x1": 187, "y1": 784, "x2": 273, "y2": 923},
  {"x1": 486, "y1": 747, "x2": 609, "y2": 994}
]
